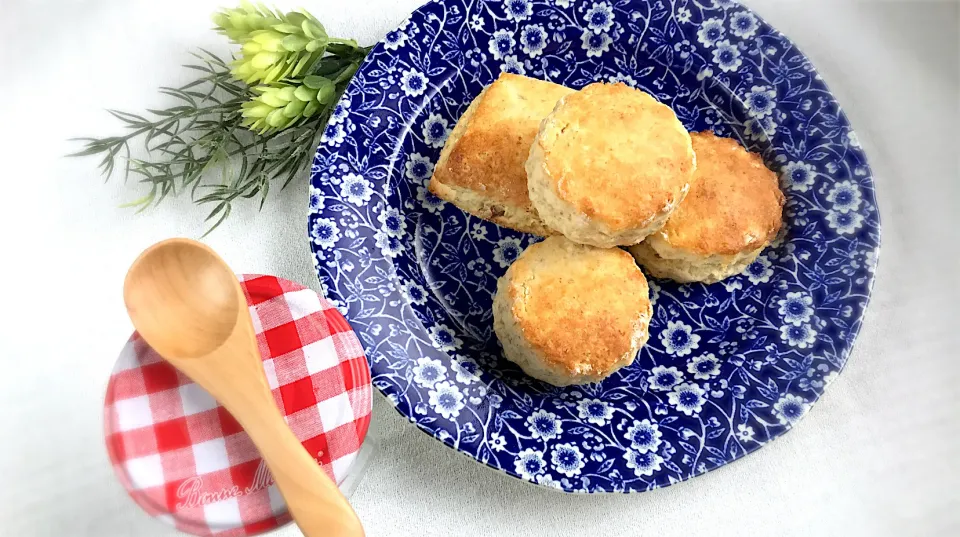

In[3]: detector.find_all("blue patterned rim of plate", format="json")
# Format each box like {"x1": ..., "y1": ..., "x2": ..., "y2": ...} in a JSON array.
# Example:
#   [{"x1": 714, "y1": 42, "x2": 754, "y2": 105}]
[{"x1": 308, "y1": 0, "x2": 880, "y2": 493}]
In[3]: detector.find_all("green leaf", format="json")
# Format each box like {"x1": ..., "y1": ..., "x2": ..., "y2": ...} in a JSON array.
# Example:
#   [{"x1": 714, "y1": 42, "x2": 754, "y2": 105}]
[
  {"x1": 119, "y1": 191, "x2": 156, "y2": 209},
  {"x1": 293, "y1": 84, "x2": 316, "y2": 102},
  {"x1": 302, "y1": 99, "x2": 321, "y2": 118},
  {"x1": 241, "y1": 41, "x2": 262, "y2": 55},
  {"x1": 316, "y1": 79, "x2": 336, "y2": 103},
  {"x1": 281, "y1": 34, "x2": 309, "y2": 52},
  {"x1": 305, "y1": 38, "x2": 327, "y2": 53},
  {"x1": 277, "y1": 85, "x2": 297, "y2": 101},
  {"x1": 107, "y1": 109, "x2": 149, "y2": 125},
  {"x1": 326, "y1": 42, "x2": 361, "y2": 57},
  {"x1": 251, "y1": 29, "x2": 279, "y2": 46},
  {"x1": 251, "y1": 50, "x2": 281, "y2": 69},
  {"x1": 285, "y1": 12, "x2": 309, "y2": 27},
  {"x1": 291, "y1": 53, "x2": 318, "y2": 78},
  {"x1": 242, "y1": 103, "x2": 273, "y2": 119},
  {"x1": 302, "y1": 75, "x2": 325, "y2": 89},
  {"x1": 282, "y1": 99, "x2": 307, "y2": 118},
  {"x1": 333, "y1": 62, "x2": 360, "y2": 84},
  {"x1": 263, "y1": 63, "x2": 286, "y2": 84},
  {"x1": 265, "y1": 108, "x2": 287, "y2": 127},
  {"x1": 272, "y1": 23, "x2": 301, "y2": 34},
  {"x1": 257, "y1": 89, "x2": 288, "y2": 107},
  {"x1": 302, "y1": 15, "x2": 326, "y2": 37},
  {"x1": 211, "y1": 12, "x2": 230, "y2": 29},
  {"x1": 300, "y1": 19, "x2": 317, "y2": 39},
  {"x1": 201, "y1": 204, "x2": 232, "y2": 237},
  {"x1": 312, "y1": 57, "x2": 350, "y2": 76}
]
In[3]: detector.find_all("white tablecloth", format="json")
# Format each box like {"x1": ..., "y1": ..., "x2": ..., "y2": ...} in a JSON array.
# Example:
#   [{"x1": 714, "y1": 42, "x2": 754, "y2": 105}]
[{"x1": 1, "y1": 1, "x2": 957, "y2": 535}]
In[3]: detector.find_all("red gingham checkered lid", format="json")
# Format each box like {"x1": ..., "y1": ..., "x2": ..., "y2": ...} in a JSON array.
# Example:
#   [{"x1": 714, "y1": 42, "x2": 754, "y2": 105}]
[{"x1": 104, "y1": 274, "x2": 372, "y2": 536}]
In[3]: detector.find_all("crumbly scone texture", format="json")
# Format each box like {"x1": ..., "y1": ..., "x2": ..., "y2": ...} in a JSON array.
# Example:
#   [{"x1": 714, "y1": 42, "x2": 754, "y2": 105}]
[
  {"x1": 629, "y1": 241, "x2": 764, "y2": 284},
  {"x1": 526, "y1": 82, "x2": 696, "y2": 247},
  {"x1": 429, "y1": 73, "x2": 574, "y2": 236},
  {"x1": 493, "y1": 236, "x2": 652, "y2": 386},
  {"x1": 629, "y1": 131, "x2": 785, "y2": 283}
]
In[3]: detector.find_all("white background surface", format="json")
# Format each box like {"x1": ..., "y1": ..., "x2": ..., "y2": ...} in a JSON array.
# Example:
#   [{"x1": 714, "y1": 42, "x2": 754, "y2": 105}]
[{"x1": 1, "y1": 0, "x2": 958, "y2": 535}]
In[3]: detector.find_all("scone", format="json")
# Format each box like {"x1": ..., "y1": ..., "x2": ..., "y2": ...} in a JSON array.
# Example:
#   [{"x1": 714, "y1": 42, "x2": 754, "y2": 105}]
[
  {"x1": 629, "y1": 131, "x2": 785, "y2": 283},
  {"x1": 526, "y1": 82, "x2": 696, "y2": 247},
  {"x1": 429, "y1": 73, "x2": 575, "y2": 236},
  {"x1": 492, "y1": 236, "x2": 652, "y2": 386}
]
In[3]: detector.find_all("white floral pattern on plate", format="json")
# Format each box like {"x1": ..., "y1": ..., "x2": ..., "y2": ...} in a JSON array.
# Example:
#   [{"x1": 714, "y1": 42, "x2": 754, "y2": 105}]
[{"x1": 308, "y1": 0, "x2": 880, "y2": 493}]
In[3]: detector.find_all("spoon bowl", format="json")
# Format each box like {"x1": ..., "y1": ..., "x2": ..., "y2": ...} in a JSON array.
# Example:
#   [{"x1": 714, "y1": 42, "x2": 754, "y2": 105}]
[
  {"x1": 124, "y1": 239, "x2": 240, "y2": 359},
  {"x1": 123, "y1": 238, "x2": 364, "y2": 537}
]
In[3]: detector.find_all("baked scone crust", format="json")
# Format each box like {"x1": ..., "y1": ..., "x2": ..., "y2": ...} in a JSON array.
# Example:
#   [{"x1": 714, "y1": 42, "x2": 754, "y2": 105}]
[
  {"x1": 526, "y1": 82, "x2": 696, "y2": 247},
  {"x1": 630, "y1": 131, "x2": 785, "y2": 283},
  {"x1": 429, "y1": 73, "x2": 574, "y2": 236},
  {"x1": 493, "y1": 236, "x2": 652, "y2": 385}
]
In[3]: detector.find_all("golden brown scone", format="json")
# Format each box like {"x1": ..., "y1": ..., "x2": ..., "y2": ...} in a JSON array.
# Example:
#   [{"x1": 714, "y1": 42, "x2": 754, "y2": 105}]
[
  {"x1": 526, "y1": 82, "x2": 696, "y2": 247},
  {"x1": 492, "y1": 236, "x2": 652, "y2": 386},
  {"x1": 429, "y1": 73, "x2": 574, "y2": 236},
  {"x1": 629, "y1": 131, "x2": 785, "y2": 283}
]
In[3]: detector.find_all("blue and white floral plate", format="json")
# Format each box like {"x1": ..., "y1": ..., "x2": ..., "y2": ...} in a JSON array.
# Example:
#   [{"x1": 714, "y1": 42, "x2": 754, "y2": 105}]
[{"x1": 308, "y1": 0, "x2": 879, "y2": 493}]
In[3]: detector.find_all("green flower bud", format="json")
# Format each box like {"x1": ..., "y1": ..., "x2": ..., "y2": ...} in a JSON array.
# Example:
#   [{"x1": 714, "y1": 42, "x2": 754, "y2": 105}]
[
  {"x1": 241, "y1": 80, "x2": 330, "y2": 133},
  {"x1": 214, "y1": 3, "x2": 330, "y2": 85}
]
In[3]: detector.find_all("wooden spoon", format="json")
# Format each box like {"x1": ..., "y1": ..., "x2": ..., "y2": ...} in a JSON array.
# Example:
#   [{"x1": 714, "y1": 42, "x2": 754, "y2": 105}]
[{"x1": 123, "y1": 238, "x2": 364, "y2": 537}]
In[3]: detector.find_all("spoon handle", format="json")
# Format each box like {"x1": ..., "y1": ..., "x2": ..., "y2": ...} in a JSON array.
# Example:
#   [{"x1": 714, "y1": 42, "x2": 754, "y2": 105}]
[
  {"x1": 235, "y1": 385, "x2": 364, "y2": 537},
  {"x1": 200, "y1": 339, "x2": 365, "y2": 537}
]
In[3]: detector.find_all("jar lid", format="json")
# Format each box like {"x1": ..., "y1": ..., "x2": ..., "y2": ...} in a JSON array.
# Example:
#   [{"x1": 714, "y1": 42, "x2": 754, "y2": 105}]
[{"x1": 104, "y1": 274, "x2": 372, "y2": 536}]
